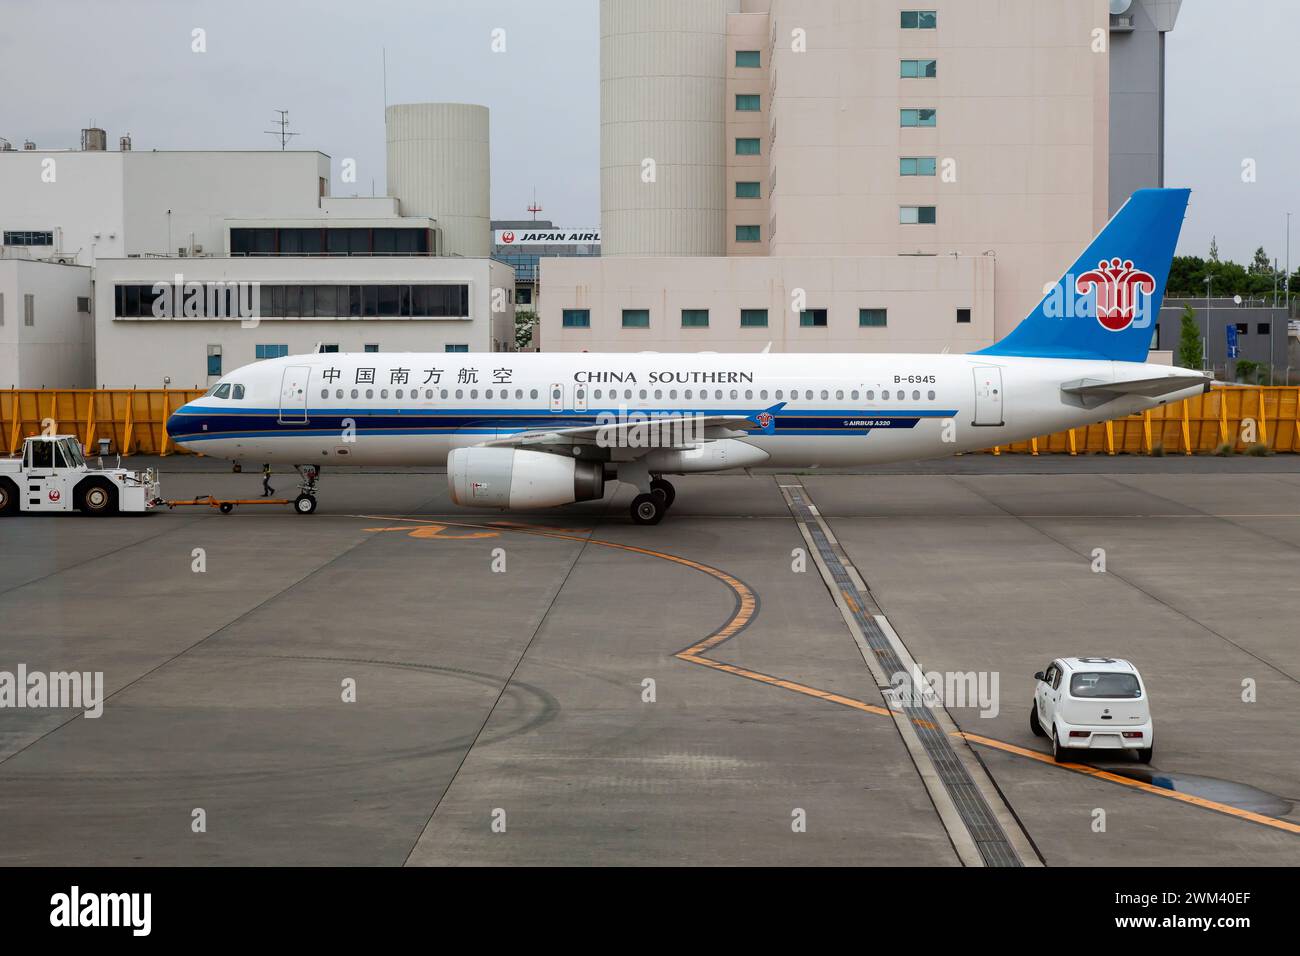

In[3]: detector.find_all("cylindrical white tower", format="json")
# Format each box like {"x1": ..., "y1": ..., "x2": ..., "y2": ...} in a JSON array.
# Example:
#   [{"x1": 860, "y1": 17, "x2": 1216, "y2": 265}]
[
  {"x1": 601, "y1": 0, "x2": 738, "y2": 256},
  {"x1": 386, "y1": 103, "x2": 490, "y2": 257}
]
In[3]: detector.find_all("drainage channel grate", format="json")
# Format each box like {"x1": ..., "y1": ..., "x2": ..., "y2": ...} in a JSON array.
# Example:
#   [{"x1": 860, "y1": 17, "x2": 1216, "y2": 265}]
[{"x1": 786, "y1": 485, "x2": 1022, "y2": 867}]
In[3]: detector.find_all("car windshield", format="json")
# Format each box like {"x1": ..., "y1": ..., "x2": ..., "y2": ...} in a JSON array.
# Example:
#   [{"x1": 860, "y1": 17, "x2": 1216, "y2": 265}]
[
  {"x1": 1070, "y1": 672, "x2": 1141, "y2": 698},
  {"x1": 61, "y1": 439, "x2": 85, "y2": 468}
]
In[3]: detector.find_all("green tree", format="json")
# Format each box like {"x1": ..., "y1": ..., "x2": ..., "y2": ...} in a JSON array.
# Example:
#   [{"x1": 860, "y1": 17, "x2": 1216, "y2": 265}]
[
  {"x1": 1177, "y1": 304, "x2": 1202, "y2": 369},
  {"x1": 1249, "y1": 246, "x2": 1273, "y2": 276},
  {"x1": 514, "y1": 309, "x2": 538, "y2": 350}
]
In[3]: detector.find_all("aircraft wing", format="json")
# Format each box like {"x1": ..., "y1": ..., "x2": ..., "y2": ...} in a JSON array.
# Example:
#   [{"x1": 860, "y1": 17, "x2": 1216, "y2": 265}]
[
  {"x1": 1061, "y1": 372, "x2": 1210, "y2": 408},
  {"x1": 478, "y1": 403, "x2": 785, "y2": 450}
]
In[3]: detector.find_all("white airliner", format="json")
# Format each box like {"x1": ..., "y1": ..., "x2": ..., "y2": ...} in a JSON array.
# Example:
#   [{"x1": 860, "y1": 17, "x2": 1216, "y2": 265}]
[{"x1": 168, "y1": 189, "x2": 1208, "y2": 524}]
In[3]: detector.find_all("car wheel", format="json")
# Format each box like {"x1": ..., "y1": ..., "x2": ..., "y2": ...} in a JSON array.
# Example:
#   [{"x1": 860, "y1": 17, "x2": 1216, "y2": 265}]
[
  {"x1": 80, "y1": 482, "x2": 117, "y2": 516},
  {"x1": 0, "y1": 479, "x2": 17, "y2": 516},
  {"x1": 1030, "y1": 704, "x2": 1045, "y2": 737},
  {"x1": 1051, "y1": 727, "x2": 1067, "y2": 763},
  {"x1": 1136, "y1": 747, "x2": 1153, "y2": 764}
]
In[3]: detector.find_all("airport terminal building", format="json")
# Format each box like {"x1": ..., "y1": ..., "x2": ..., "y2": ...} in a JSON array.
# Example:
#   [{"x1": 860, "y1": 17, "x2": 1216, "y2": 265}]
[
  {"x1": 541, "y1": 0, "x2": 1181, "y2": 353},
  {"x1": 0, "y1": 103, "x2": 514, "y2": 388}
]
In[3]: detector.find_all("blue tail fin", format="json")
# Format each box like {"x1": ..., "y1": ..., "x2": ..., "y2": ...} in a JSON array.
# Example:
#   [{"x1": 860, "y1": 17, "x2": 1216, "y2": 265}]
[{"x1": 976, "y1": 188, "x2": 1189, "y2": 362}]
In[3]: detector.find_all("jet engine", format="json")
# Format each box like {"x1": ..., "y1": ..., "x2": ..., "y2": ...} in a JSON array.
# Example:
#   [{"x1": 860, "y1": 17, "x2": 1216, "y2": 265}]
[{"x1": 447, "y1": 447, "x2": 605, "y2": 509}]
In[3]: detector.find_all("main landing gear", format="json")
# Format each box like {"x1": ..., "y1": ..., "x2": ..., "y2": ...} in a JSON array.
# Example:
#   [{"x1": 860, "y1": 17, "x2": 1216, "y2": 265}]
[
  {"x1": 630, "y1": 476, "x2": 676, "y2": 526},
  {"x1": 294, "y1": 465, "x2": 320, "y2": 515}
]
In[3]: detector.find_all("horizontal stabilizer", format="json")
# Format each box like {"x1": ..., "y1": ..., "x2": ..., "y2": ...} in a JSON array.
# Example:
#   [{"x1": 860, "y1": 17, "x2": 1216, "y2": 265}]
[{"x1": 1061, "y1": 372, "x2": 1210, "y2": 409}]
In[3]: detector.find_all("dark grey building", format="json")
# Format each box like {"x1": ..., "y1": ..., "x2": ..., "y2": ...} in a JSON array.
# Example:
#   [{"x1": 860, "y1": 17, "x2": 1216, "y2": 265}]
[
  {"x1": 1158, "y1": 298, "x2": 1299, "y2": 383},
  {"x1": 1109, "y1": 0, "x2": 1182, "y2": 214}
]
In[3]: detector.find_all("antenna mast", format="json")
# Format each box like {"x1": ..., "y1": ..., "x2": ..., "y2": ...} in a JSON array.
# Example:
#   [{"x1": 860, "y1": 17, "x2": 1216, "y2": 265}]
[{"x1": 263, "y1": 110, "x2": 300, "y2": 150}]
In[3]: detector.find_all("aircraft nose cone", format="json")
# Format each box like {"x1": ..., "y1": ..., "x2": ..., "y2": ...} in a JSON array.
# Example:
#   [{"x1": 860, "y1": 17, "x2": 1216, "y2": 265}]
[{"x1": 166, "y1": 405, "x2": 191, "y2": 443}]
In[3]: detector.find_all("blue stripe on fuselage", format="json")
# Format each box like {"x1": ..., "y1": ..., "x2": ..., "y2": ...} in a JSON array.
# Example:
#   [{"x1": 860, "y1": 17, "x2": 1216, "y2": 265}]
[{"x1": 166, "y1": 406, "x2": 960, "y2": 441}]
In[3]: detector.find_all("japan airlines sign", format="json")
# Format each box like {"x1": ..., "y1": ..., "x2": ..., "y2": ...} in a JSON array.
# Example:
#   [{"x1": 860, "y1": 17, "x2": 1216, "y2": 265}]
[{"x1": 494, "y1": 229, "x2": 600, "y2": 246}]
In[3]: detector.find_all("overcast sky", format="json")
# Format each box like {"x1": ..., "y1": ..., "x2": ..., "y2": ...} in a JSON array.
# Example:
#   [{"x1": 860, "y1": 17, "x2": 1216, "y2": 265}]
[{"x1": 2, "y1": 0, "x2": 1296, "y2": 266}]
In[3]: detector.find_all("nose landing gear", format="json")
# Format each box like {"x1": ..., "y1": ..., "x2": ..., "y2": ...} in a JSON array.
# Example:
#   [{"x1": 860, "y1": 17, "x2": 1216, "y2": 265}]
[{"x1": 294, "y1": 465, "x2": 320, "y2": 515}]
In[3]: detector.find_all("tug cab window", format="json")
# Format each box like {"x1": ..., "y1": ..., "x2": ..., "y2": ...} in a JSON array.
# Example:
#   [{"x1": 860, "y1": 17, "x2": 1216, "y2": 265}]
[{"x1": 29, "y1": 441, "x2": 53, "y2": 470}]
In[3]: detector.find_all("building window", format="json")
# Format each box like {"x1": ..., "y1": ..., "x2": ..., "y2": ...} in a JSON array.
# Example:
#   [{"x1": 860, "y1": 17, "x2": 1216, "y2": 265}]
[
  {"x1": 622, "y1": 309, "x2": 650, "y2": 328},
  {"x1": 859, "y1": 308, "x2": 887, "y2": 328},
  {"x1": 23, "y1": 294, "x2": 34, "y2": 327},
  {"x1": 3, "y1": 230, "x2": 54, "y2": 246},
  {"x1": 77, "y1": 296, "x2": 91, "y2": 313},
  {"x1": 735, "y1": 181, "x2": 761, "y2": 198},
  {"x1": 900, "y1": 58, "x2": 937, "y2": 78},
  {"x1": 735, "y1": 225, "x2": 761, "y2": 242},
  {"x1": 901, "y1": 10, "x2": 937, "y2": 29},
  {"x1": 799, "y1": 309, "x2": 828, "y2": 328},
  {"x1": 900, "y1": 108, "x2": 937, "y2": 127},
  {"x1": 206, "y1": 345, "x2": 222, "y2": 377},
  {"x1": 255, "y1": 344, "x2": 289, "y2": 360},
  {"x1": 1258, "y1": 322, "x2": 1271, "y2": 335},
  {"x1": 735, "y1": 94, "x2": 761, "y2": 112},
  {"x1": 445, "y1": 344, "x2": 469, "y2": 352},
  {"x1": 957, "y1": 308, "x2": 972, "y2": 324},
  {"x1": 735, "y1": 137, "x2": 761, "y2": 156},
  {"x1": 736, "y1": 50, "x2": 761, "y2": 68},
  {"x1": 1235, "y1": 322, "x2": 1248, "y2": 335},
  {"x1": 681, "y1": 309, "x2": 710, "y2": 328},
  {"x1": 562, "y1": 308, "x2": 591, "y2": 328},
  {"x1": 111, "y1": 283, "x2": 469, "y2": 319},
  {"x1": 900, "y1": 157, "x2": 937, "y2": 176},
  {"x1": 900, "y1": 206, "x2": 937, "y2": 224},
  {"x1": 740, "y1": 308, "x2": 769, "y2": 328},
  {"x1": 230, "y1": 226, "x2": 431, "y2": 257},
  {"x1": 319, "y1": 344, "x2": 339, "y2": 353},
  {"x1": 364, "y1": 343, "x2": 379, "y2": 352}
]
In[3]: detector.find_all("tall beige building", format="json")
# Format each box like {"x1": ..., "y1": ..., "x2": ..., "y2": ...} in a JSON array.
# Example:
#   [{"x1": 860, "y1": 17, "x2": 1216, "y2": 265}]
[{"x1": 544, "y1": 0, "x2": 1127, "y2": 354}]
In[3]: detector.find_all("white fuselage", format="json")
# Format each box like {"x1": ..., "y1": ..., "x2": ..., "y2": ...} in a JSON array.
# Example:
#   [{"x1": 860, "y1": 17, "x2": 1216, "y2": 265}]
[{"x1": 167, "y1": 352, "x2": 1204, "y2": 470}]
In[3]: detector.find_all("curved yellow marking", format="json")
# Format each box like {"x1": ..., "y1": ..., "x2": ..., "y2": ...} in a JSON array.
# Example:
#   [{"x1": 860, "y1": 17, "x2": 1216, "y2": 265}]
[{"x1": 360, "y1": 514, "x2": 1300, "y2": 839}]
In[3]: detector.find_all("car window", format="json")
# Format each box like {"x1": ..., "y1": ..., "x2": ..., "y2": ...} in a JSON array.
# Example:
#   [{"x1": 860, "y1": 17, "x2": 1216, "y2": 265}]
[
  {"x1": 1048, "y1": 665, "x2": 1062, "y2": 690},
  {"x1": 63, "y1": 439, "x2": 86, "y2": 467},
  {"x1": 1070, "y1": 672, "x2": 1141, "y2": 698}
]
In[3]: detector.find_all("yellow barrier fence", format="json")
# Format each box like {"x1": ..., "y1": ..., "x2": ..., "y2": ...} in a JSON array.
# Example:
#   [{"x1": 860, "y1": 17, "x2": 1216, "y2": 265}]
[
  {"x1": 2, "y1": 384, "x2": 1298, "y2": 458},
  {"x1": 987, "y1": 385, "x2": 1300, "y2": 455},
  {"x1": 1, "y1": 389, "x2": 205, "y2": 457}
]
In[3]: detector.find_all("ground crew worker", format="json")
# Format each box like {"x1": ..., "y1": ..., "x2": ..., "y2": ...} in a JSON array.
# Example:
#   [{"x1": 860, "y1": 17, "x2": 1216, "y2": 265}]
[{"x1": 261, "y1": 464, "x2": 274, "y2": 497}]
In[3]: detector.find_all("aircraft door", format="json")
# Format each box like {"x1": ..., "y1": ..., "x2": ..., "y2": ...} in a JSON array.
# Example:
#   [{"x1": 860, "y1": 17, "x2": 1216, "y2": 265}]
[
  {"x1": 548, "y1": 382, "x2": 564, "y2": 413},
  {"x1": 972, "y1": 366, "x2": 1004, "y2": 426},
  {"x1": 573, "y1": 383, "x2": 588, "y2": 412},
  {"x1": 279, "y1": 366, "x2": 310, "y2": 424}
]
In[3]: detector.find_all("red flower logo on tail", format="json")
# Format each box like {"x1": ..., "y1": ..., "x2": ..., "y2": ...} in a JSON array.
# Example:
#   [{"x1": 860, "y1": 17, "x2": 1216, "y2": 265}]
[{"x1": 1076, "y1": 258, "x2": 1156, "y2": 332}]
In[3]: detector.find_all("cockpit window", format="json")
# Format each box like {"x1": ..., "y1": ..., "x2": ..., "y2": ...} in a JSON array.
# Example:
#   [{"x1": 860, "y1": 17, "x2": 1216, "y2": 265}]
[
  {"x1": 232, "y1": 384, "x2": 245, "y2": 400},
  {"x1": 212, "y1": 384, "x2": 232, "y2": 399}
]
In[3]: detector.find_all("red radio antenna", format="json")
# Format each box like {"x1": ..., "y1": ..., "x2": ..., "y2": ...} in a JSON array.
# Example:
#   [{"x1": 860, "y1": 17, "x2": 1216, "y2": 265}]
[{"x1": 527, "y1": 188, "x2": 542, "y2": 221}]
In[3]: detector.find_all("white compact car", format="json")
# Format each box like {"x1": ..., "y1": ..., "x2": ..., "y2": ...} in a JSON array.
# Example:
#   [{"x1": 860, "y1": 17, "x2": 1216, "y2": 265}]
[{"x1": 1030, "y1": 657, "x2": 1153, "y2": 763}]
